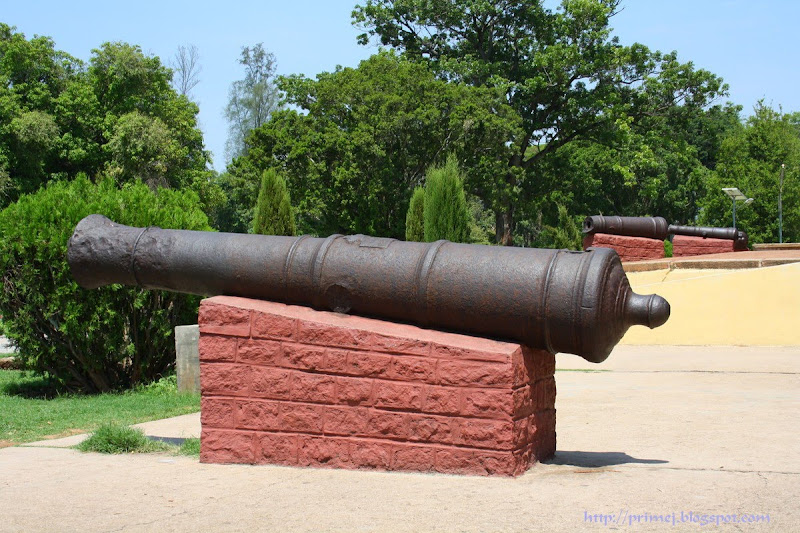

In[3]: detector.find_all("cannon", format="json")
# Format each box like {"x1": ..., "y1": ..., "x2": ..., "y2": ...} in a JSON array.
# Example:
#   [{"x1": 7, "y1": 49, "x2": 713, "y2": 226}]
[
  {"x1": 583, "y1": 215, "x2": 748, "y2": 250},
  {"x1": 67, "y1": 215, "x2": 670, "y2": 364},
  {"x1": 667, "y1": 225, "x2": 748, "y2": 250}
]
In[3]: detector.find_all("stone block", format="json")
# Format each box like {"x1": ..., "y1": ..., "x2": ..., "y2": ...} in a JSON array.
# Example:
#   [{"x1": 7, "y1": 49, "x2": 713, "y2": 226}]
[
  {"x1": 198, "y1": 296, "x2": 557, "y2": 477},
  {"x1": 583, "y1": 233, "x2": 665, "y2": 262},
  {"x1": 175, "y1": 325, "x2": 200, "y2": 393}
]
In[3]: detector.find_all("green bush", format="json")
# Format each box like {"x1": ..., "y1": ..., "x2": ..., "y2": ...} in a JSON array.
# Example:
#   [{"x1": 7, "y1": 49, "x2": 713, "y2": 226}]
[
  {"x1": 0, "y1": 176, "x2": 211, "y2": 393},
  {"x1": 405, "y1": 187, "x2": 425, "y2": 241},
  {"x1": 664, "y1": 239, "x2": 673, "y2": 257},
  {"x1": 252, "y1": 168, "x2": 296, "y2": 236},
  {"x1": 423, "y1": 155, "x2": 471, "y2": 243}
]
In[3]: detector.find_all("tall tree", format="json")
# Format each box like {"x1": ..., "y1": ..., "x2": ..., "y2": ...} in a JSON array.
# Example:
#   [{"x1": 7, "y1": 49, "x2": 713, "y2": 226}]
[
  {"x1": 170, "y1": 44, "x2": 201, "y2": 98},
  {"x1": 252, "y1": 168, "x2": 296, "y2": 236},
  {"x1": 423, "y1": 155, "x2": 471, "y2": 243},
  {"x1": 353, "y1": 0, "x2": 726, "y2": 244},
  {"x1": 224, "y1": 43, "x2": 282, "y2": 161}
]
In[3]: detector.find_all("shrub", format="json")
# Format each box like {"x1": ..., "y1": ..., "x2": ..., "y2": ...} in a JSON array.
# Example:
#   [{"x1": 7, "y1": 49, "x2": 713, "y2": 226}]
[
  {"x1": 0, "y1": 175, "x2": 211, "y2": 392},
  {"x1": 664, "y1": 239, "x2": 673, "y2": 257},
  {"x1": 423, "y1": 155, "x2": 471, "y2": 243},
  {"x1": 405, "y1": 187, "x2": 425, "y2": 241},
  {"x1": 252, "y1": 168, "x2": 296, "y2": 236}
]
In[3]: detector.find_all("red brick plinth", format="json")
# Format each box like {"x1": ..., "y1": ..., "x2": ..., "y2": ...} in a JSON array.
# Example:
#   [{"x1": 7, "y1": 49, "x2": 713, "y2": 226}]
[
  {"x1": 672, "y1": 235, "x2": 740, "y2": 257},
  {"x1": 583, "y1": 233, "x2": 665, "y2": 262},
  {"x1": 198, "y1": 295, "x2": 556, "y2": 477}
]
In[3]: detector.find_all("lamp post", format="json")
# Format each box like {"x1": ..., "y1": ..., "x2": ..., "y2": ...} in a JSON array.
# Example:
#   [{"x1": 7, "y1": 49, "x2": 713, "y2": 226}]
[
  {"x1": 721, "y1": 188, "x2": 754, "y2": 229},
  {"x1": 779, "y1": 164, "x2": 785, "y2": 244}
]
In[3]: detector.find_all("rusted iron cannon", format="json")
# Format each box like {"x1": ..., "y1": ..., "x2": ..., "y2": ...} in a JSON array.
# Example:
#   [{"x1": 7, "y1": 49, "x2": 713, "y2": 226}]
[
  {"x1": 68, "y1": 214, "x2": 670, "y2": 364},
  {"x1": 667, "y1": 225, "x2": 748, "y2": 250},
  {"x1": 583, "y1": 215, "x2": 748, "y2": 250}
]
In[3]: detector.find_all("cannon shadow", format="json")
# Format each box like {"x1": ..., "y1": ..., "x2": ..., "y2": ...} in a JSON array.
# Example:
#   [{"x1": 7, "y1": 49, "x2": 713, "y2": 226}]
[{"x1": 544, "y1": 451, "x2": 668, "y2": 468}]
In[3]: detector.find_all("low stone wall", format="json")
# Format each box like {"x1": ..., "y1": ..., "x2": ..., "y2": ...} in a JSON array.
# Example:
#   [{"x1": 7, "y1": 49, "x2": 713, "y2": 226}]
[
  {"x1": 583, "y1": 233, "x2": 665, "y2": 262},
  {"x1": 198, "y1": 295, "x2": 556, "y2": 477},
  {"x1": 672, "y1": 235, "x2": 738, "y2": 257}
]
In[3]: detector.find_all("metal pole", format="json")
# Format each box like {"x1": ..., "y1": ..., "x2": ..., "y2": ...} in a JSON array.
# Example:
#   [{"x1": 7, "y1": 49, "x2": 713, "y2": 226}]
[
  {"x1": 732, "y1": 197, "x2": 737, "y2": 229},
  {"x1": 779, "y1": 164, "x2": 785, "y2": 244}
]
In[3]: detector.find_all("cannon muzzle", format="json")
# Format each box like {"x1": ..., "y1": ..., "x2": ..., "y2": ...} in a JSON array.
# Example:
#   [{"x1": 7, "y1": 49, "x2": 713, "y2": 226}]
[{"x1": 68, "y1": 215, "x2": 670, "y2": 364}]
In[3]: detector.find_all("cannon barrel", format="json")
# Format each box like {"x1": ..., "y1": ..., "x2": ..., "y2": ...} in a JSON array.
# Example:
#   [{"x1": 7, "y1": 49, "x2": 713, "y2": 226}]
[
  {"x1": 583, "y1": 215, "x2": 670, "y2": 240},
  {"x1": 667, "y1": 225, "x2": 748, "y2": 250},
  {"x1": 67, "y1": 215, "x2": 670, "y2": 364}
]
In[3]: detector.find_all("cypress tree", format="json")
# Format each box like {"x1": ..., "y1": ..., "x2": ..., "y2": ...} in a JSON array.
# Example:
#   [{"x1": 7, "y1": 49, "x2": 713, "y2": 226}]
[
  {"x1": 405, "y1": 187, "x2": 425, "y2": 241},
  {"x1": 423, "y1": 155, "x2": 470, "y2": 243},
  {"x1": 252, "y1": 168, "x2": 296, "y2": 236}
]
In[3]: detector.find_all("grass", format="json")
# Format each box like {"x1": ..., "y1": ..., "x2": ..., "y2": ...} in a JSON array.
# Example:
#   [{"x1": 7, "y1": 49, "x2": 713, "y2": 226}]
[
  {"x1": 76, "y1": 424, "x2": 201, "y2": 456},
  {"x1": 0, "y1": 371, "x2": 200, "y2": 446}
]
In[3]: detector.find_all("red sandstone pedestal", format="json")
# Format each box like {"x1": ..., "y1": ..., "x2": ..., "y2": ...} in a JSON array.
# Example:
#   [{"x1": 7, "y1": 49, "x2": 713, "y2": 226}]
[
  {"x1": 583, "y1": 233, "x2": 665, "y2": 262},
  {"x1": 198, "y1": 295, "x2": 556, "y2": 477},
  {"x1": 672, "y1": 235, "x2": 740, "y2": 257}
]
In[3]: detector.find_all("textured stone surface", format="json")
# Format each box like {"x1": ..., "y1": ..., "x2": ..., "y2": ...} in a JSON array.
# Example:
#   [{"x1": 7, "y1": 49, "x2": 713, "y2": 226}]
[
  {"x1": 583, "y1": 233, "x2": 665, "y2": 262},
  {"x1": 199, "y1": 296, "x2": 556, "y2": 477},
  {"x1": 672, "y1": 235, "x2": 737, "y2": 257}
]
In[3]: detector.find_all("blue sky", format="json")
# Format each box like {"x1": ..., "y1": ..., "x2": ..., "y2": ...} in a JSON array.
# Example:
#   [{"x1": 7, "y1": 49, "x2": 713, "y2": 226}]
[{"x1": 4, "y1": 1, "x2": 798, "y2": 170}]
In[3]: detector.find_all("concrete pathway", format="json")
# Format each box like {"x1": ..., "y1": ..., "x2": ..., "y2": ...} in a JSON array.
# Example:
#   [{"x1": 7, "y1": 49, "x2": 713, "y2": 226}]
[{"x1": 1, "y1": 345, "x2": 797, "y2": 532}]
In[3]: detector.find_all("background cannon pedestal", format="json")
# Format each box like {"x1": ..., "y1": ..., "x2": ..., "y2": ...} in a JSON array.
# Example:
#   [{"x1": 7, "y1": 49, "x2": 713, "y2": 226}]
[
  {"x1": 583, "y1": 233, "x2": 665, "y2": 262},
  {"x1": 198, "y1": 296, "x2": 556, "y2": 477},
  {"x1": 672, "y1": 235, "x2": 742, "y2": 256}
]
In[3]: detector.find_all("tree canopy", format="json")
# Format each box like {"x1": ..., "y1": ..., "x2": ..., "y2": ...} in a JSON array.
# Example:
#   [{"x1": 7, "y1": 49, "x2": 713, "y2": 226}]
[
  {"x1": 0, "y1": 25, "x2": 212, "y2": 208},
  {"x1": 226, "y1": 51, "x2": 516, "y2": 237},
  {"x1": 353, "y1": 0, "x2": 727, "y2": 244}
]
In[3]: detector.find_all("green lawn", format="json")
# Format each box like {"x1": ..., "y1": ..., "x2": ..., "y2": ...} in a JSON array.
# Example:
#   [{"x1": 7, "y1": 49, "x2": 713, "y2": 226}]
[{"x1": 0, "y1": 370, "x2": 200, "y2": 446}]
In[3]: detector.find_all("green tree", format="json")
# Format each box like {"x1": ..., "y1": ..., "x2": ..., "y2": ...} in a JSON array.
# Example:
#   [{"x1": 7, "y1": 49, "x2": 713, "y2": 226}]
[
  {"x1": 405, "y1": 186, "x2": 425, "y2": 241},
  {"x1": 0, "y1": 175, "x2": 210, "y2": 392},
  {"x1": 353, "y1": 0, "x2": 726, "y2": 244},
  {"x1": 0, "y1": 23, "x2": 81, "y2": 202},
  {"x1": 0, "y1": 28, "x2": 219, "y2": 215},
  {"x1": 423, "y1": 155, "x2": 470, "y2": 242},
  {"x1": 536, "y1": 204, "x2": 582, "y2": 250},
  {"x1": 224, "y1": 43, "x2": 282, "y2": 161},
  {"x1": 252, "y1": 168, "x2": 295, "y2": 235},
  {"x1": 227, "y1": 51, "x2": 517, "y2": 237},
  {"x1": 698, "y1": 102, "x2": 800, "y2": 243}
]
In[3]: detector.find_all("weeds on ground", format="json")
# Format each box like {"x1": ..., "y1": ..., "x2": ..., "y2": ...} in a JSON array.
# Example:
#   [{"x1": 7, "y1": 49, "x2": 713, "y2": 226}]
[
  {"x1": 75, "y1": 424, "x2": 201, "y2": 457},
  {"x1": 178, "y1": 438, "x2": 201, "y2": 457},
  {"x1": 77, "y1": 424, "x2": 172, "y2": 454}
]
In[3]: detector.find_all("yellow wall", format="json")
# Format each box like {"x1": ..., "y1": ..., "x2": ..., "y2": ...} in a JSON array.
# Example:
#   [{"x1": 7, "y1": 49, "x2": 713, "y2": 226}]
[{"x1": 621, "y1": 262, "x2": 800, "y2": 346}]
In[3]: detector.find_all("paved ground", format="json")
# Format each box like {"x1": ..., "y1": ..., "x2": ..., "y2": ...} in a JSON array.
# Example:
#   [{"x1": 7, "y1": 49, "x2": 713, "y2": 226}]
[
  {"x1": 1, "y1": 345, "x2": 797, "y2": 532},
  {"x1": 623, "y1": 249, "x2": 800, "y2": 273}
]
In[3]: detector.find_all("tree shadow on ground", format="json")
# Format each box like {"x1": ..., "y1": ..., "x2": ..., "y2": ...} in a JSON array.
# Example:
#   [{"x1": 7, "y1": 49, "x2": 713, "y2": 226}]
[
  {"x1": 1, "y1": 373, "x2": 67, "y2": 399},
  {"x1": 545, "y1": 451, "x2": 668, "y2": 468}
]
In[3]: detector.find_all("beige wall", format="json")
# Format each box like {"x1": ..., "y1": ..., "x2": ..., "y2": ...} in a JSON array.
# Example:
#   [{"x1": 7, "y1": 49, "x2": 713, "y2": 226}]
[{"x1": 621, "y1": 262, "x2": 800, "y2": 346}]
